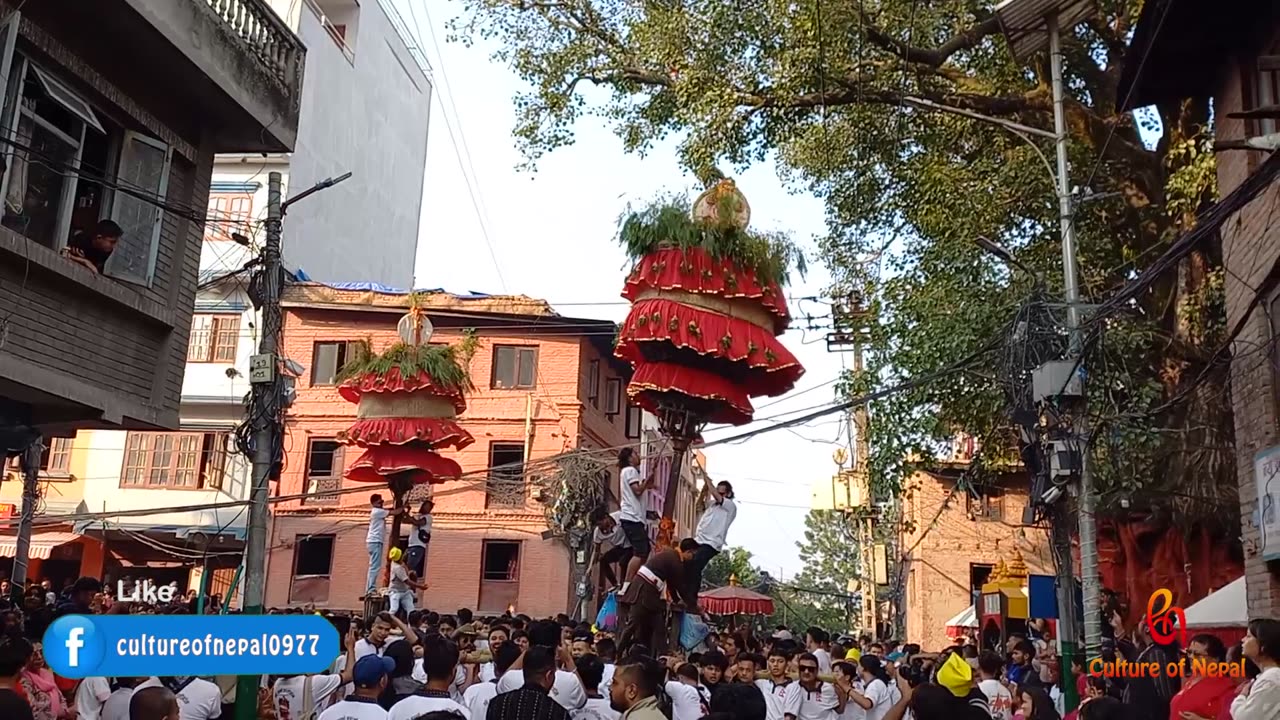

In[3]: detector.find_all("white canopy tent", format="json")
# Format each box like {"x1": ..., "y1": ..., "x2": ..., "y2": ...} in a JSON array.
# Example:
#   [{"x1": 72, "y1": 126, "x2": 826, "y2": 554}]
[
  {"x1": 946, "y1": 604, "x2": 979, "y2": 629},
  {"x1": 1184, "y1": 576, "x2": 1246, "y2": 628}
]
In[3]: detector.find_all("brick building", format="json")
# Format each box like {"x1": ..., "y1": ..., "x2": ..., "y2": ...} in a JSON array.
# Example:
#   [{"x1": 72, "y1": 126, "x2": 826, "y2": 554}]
[
  {"x1": 901, "y1": 460, "x2": 1052, "y2": 650},
  {"x1": 263, "y1": 283, "x2": 646, "y2": 616},
  {"x1": 1117, "y1": 2, "x2": 1280, "y2": 620}
]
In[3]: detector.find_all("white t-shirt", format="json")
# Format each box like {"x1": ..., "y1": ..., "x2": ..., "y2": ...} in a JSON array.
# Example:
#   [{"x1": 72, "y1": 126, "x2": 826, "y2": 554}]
[
  {"x1": 593, "y1": 511, "x2": 629, "y2": 547},
  {"x1": 665, "y1": 681, "x2": 703, "y2": 720},
  {"x1": 694, "y1": 496, "x2": 737, "y2": 551},
  {"x1": 389, "y1": 563, "x2": 410, "y2": 593},
  {"x1": 497, "y1": 668, "x2": 587, "y2": 710},
  {"x1": 618, "y1": 466, "x2": 647, "y2": 523},
  {"x1": 859, "y1": 678, "x2": 893, "y2": 720},
  {"x1": 573, "y1": 696, "x2": 621, "y2": 720},
  {"x1": 318, "y1": 698, "x2": 389, "y2": 720},
  {"x1": 796, "y1": 683, "x2": 839, "y2": 720},
  {"x1": 354, "y1": 637, "x2": 393, "y2": 659},
  {"x1": 977, "y1": 679, "x2": 1012, "y2": 720},
  {"x1": 274, "y1": 674, "x2": 345, "y2": 720},
  {"x1": 756, "y1": 679, "x2": 803, "y2": 720},
  {"x1": 408, "y1": 515, "x2": 432, "y2": 549},
  {"x1": 101, "y1": 687, "x2": 135, "y2": 720},
  {"x1": 367, "y1": 507, "x2": 388, "y2": 544},
  {"x1": 138, "y1": 678, "x2": 224, "y2": 720},
  {"x1": 387, "y1": 694, "x2": 470, "y2": 720},
  {"x1": 463, "y1": 681, "x2": 499, "y2": 719},
  {"x1": 601, "y1": 664, "x2": 616, "y2": 692},
  {"x1": 76, "y1": 676, "x2": 112, "y2": 720},
  {"x1": 812, "y1": 649, "x2": 833, "y2": 676}
]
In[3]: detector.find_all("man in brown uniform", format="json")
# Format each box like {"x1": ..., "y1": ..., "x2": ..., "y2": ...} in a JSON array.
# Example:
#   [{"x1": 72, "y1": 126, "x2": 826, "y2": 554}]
[{"x1": 618, "y1": 538, "x2": 700, "y2": 655}]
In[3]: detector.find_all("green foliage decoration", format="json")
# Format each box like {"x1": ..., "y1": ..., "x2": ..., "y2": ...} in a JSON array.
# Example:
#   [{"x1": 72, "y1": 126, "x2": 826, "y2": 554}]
[
  {"x1": 336, "y1": 329, "x2": 480, "y2": 394},
  {"x1": 618, "y1": 196, "x2": 807, "y2": 287}
]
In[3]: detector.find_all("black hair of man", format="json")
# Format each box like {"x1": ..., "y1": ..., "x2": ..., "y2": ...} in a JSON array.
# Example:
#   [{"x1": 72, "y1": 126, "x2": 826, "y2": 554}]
[
  {"x1": 806, "y1": 627, "x2": 829, "y2": 644},
  {"x1": 457, "y1": 608, "x2": 474, "y2": 625},
  {"x1": 95, "y1": 219, "x2": 124, "y2": 238},
  {"x1": 595, "y1": 637, "x2": 617, "y2": 662},
  {"x1": 618, "y1": 448, "x2": 635, "y2": 468},
  {"x1": 978, "y1": 650, "x2": 1004, "y2": 677},
  {"x1": 130, "y1": 686, "x2": 176, "y2": 720},
  {"x1": 768, "y1": 643, "x2": 795, "y2": 660},
  {"x1": 0, "y1": 637, "x2": 32, "y2": 677},
  {"x1": 422, "y1": 636, "x2": 460, "y2": 681},
  {"x1": 589, "y1": 506, "x2": 609, "y2": 525},
  {"x1": 528, "y1": 619, "x2": 562, "y2": 648},
  {"x1": 493, "y1": 643, "x2": 522, "y2": 675},
  {"x1": 710, "y1": 683, "x2": 767, "y2": 717},
  {"x1": 678, "y1": 538, "x2": 699, "y2": 553},
  {"x1": 425, "y1": 611, "x2": 440, "y2": 626},
  {"x1": 523, "y1": 646, "x2": 558, "y2": 686},
  {"x1": 439, "y1": 614, "x2": 457, "y2": 628},
  {"x1": 576, "y1": 653, "x2": 606, "y2": 691},
  {"x1": 676, "y1": 663, "x2": 700, "y2": 683},
  {"x1": 700, "y1": 650, "x2": 729, "y2": 670},
  {"x1": 618, "y1": 656, "x2": 664, "y2": 697}
]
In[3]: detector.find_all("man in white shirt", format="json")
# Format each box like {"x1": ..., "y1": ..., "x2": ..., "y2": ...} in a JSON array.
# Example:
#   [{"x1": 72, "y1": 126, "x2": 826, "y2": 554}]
[
  {"x1": 589, "y1": 508, "x2": 633, "y2": 593},
  {"x1": 405, "y1": 499, "x2": 433, "y2": 587},
  {"x1": 572, "y1": 654, "x2": 619, "y2": 720},
  {"x1": 355, "y1": 613, "x2": 419, "y2": 660},
  {"x1": 616, "y1": 448, "x2": 656, "y2": 588},
  {"x1": 136, "y1": 677, "x2": 224, "y2": 720},
  {"x1": 795, "y1": 653, "x2": 841, "y2": 720},
  {"x1": 273, "y1": 626, "x2": 357, "y2": 720},
  {"x1": 319, "y1": 655, "x2": 393, "y2": 720},
  {"x1": 756, "y1": 649, "x2": 803, "y2": 720},
  {"x1": 388, "y1": 637, "x2": 470, "y2": 720},
  {"x1": 805, "y1": 629, "x2": 833, "y2": 676},
  {"x1": 687, "y1": 481, "x2": 737, "y2": 599},
  {"x1": 75, "y1": 676, "x2": 112, "y2": 720},
  {"x1": 465, "y1": 642, "x2": 519, "y2": 719},
  {"x1": 102, "y1": 678, "x2": 149, "y2": 720},
  {"x1": 365, "y1": 494, "x2": 403, "y2": 594},
  {"x1": 386, "y1": 548, "x2": 427, "y2": 619},
  {"x1": 494, "y1": 620, "x2": 587, "y2": 711}
]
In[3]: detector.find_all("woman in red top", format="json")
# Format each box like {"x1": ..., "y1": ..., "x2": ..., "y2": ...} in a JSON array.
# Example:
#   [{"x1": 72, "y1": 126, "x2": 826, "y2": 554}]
[{"x1": 1169, "y1": 634, "x2": 1235, "y2": 720}]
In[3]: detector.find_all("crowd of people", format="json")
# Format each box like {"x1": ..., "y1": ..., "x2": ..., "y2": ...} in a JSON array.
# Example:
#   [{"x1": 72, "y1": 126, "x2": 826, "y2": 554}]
[{"x1": 0, "y1": 588, "x2": 1277, "y2": 720}]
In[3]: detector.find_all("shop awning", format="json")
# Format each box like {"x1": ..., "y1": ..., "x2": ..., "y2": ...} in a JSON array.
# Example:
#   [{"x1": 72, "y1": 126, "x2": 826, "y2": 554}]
[
  {"x1": 0, "y1": 531, "x2": 81, "y2": 559},
  {"x1": 945, "y1": 604, "x2": 979, "y2": 638},
  {"x1": 1185, "y1": 576, "x2": 1246, "y2": 628}
]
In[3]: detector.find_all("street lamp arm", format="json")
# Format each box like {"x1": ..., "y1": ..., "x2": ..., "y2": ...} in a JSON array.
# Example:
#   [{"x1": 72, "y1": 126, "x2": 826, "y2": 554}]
[
  {"x1": 282, "y1": 172, "x2": 354, "y2": 215},
  {"x1": 901, "y1": 95, "x2": 1058, "y2": 188}
]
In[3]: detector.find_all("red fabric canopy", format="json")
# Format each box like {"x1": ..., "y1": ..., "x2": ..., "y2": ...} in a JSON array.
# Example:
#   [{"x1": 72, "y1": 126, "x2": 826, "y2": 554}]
[
  {"x1": 338, "y1": 417, "x2": 474, "y2": 450},
  {"x1": 627, "y1": 362, "x2": 755, "y2": 425},
  {"x1": 699, "y1": 585, "x2": 775, "y2": 616},
  {"x1": 338, "y1": 368, "x2": 467, "y2": 413},
  {"x1": 623, "y1": 247, "x2": 792, "y2": 332},
  {"x1": 345, "y1": 444, "x2": 463, "y2": 485},
  {"x1": 616, "y1": 298, "x2": 803, "y2": 398}
]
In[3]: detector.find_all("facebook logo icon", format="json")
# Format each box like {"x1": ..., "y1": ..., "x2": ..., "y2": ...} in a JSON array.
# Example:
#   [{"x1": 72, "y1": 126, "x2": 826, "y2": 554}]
[{"x1": 44, "y1": 616, "x2": 105, "y2": 678}]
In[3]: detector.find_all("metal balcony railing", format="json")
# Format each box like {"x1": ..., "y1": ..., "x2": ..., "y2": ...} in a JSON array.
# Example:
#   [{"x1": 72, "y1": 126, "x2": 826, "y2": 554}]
[{"x1": 204, "y1": 0, "x2": 306, "y2": 109}]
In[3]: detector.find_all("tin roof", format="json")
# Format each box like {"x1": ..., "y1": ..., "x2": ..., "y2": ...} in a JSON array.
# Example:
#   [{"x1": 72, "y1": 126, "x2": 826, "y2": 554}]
[{"x1": 993, "y1": 0, "x2": 1095, "y2": 61}]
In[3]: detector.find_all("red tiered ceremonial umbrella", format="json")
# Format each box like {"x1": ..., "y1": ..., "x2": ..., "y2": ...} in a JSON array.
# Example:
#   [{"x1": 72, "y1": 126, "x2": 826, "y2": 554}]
[
  {"x1": 335, "y1": 308, "x2": 476, "y2": 583},
  {"x1": 613, "y1": 180, "x2": 805, "y2": 549}
]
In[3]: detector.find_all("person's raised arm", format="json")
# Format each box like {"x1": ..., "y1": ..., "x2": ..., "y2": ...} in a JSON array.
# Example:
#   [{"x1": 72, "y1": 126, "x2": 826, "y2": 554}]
[
  {"x1": 392, "y1": 614, "x2": 418, "y2": 646},
  {"x1": 338, "y1": 627, "x2": 358, "y2": 685}
]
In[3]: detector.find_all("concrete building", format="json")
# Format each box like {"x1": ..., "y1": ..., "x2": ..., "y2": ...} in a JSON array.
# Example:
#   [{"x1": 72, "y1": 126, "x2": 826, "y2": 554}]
[
  {"x1": 60, "y1": 0, "x2": 429, "y2": 598},
  {"x1": 263, "y1": 283, "x2": 636, "y2": 615},
  {"x1": 0, "y1": 0, "x2": 302, "y2": 583},
  {"x1": 1116, "y1": 2, "x2": 1280, "y2": 622},
  {"x1": 207, "y1": 0, "x2": 431, "y2": 287},
  {"x1": 899, "y1": 452, "x2": 1052, "y2": 651}
]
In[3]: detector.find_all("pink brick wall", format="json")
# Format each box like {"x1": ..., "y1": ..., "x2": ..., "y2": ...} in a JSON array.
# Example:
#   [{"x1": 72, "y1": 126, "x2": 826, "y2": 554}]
[
  {"x1": 902, "y1": 471, "x2": 1052, "y2": 650},
  {"x1": 1217, "y1": 31, "x2": 1280, "y2": 620},
  {"x1": 263, "y1": 304, "x2": 630, "y2": 615}
]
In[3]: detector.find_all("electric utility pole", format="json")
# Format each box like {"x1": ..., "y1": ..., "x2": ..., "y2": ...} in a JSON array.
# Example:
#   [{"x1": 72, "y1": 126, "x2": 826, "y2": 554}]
[
  {"x1": 234, "y1": 170, "x2": 350, "y2": 720},
  {"x1": 236, "y1": 171, "x2": 282, "y2": 720}
]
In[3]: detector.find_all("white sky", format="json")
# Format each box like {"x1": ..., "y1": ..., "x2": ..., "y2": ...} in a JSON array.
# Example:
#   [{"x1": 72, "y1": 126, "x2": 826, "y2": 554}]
[{"x1": 399, "y1": 0, "x2": 850, "y2": 577}]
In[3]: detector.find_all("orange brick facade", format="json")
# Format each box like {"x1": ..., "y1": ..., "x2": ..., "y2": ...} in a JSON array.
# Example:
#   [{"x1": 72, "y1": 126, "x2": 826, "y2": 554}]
[
  {"x1": 902, "y1": 467, "x2": 1052, "y2": 650},
  {"x1": 1217, "y1": 25, "x2": 1280, "y2": 621},
  {"x1": 262, "y1": 288, "x2": 640, "y2": 616}
]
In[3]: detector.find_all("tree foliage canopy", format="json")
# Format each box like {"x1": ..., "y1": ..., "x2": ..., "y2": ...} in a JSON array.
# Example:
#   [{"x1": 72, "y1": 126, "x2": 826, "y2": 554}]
[{"x1": 453, "y1": 0, "x2": 1232, "y2": 523}]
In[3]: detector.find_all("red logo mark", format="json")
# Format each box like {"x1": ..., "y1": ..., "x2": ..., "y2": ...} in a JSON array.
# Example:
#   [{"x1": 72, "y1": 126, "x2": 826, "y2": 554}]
[{"x1": 1145, "y1": 589, "x2": 1187, "y2": 646}]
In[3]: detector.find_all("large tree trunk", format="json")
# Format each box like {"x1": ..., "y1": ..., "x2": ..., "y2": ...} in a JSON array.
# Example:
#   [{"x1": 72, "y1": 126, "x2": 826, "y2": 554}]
[{"x1": 1089, "y1": 517, "x2": 1242, "y2": 628}]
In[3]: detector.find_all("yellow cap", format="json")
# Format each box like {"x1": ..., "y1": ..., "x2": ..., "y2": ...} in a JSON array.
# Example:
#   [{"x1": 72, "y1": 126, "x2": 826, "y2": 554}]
[
  {"x1": 389, "y1": 547, "x2": 403, "y2": 561},
  {"x1": 936, "y1": 653, "x2": 973, "y2": 697}
]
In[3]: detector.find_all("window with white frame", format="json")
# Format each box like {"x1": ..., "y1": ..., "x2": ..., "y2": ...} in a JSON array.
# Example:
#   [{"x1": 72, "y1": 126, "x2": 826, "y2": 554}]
[{"x1": 0, "y1": 49, "x2": 172, "y2": 286}]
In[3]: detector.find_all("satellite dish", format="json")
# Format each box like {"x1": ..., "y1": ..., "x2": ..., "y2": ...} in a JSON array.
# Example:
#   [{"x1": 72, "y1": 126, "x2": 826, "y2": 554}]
[{"x1": 397, "y1": 311, "x2": 434, "y2": 346}]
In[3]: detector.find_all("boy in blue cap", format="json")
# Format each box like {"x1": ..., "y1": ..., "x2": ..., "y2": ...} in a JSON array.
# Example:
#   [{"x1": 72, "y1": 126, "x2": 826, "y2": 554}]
[{"x1": 319, "y1": 655, "x2": 394, "y2": 720}]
